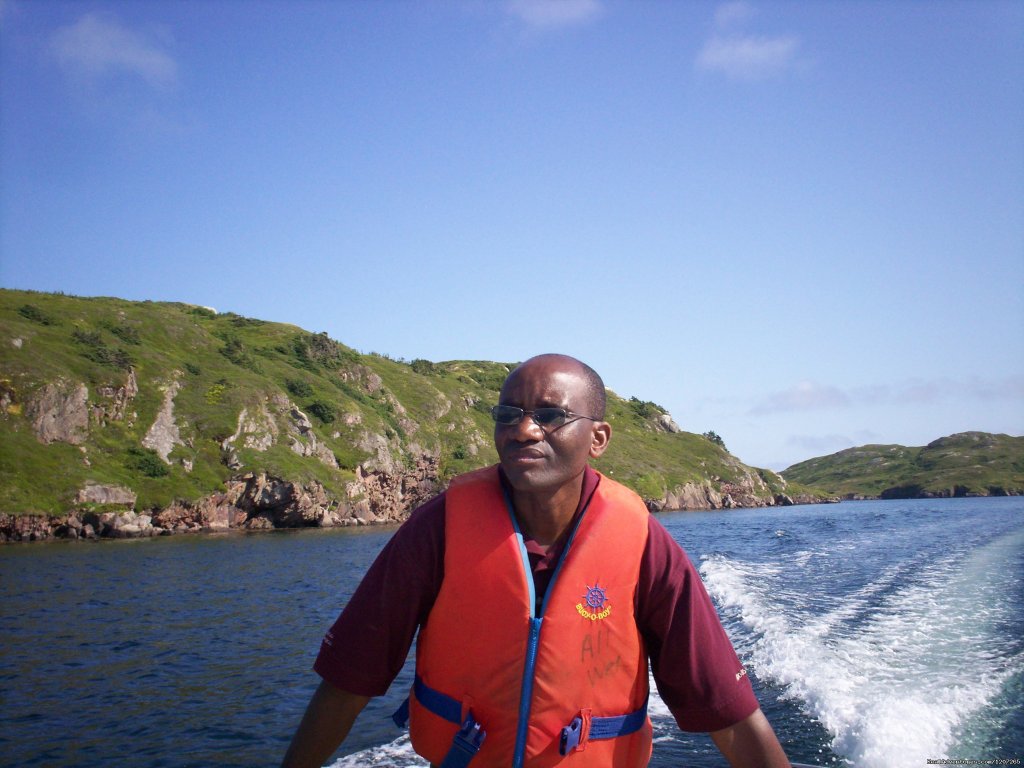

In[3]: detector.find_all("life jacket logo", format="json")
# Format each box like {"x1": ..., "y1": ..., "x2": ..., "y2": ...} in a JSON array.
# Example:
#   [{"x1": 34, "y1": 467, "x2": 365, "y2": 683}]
[{"x1": 576, "y1": 582, "x2": 612, "y2": 621}]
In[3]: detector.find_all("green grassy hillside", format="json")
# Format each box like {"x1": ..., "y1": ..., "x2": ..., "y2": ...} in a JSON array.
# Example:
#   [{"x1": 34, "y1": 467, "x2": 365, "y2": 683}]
[
  {"x1": 781, "y1": 432, "x2": 1024, "y2": 498},
  {"x1": 0, "y1": 289, "x2": 808, "y2": 522}
]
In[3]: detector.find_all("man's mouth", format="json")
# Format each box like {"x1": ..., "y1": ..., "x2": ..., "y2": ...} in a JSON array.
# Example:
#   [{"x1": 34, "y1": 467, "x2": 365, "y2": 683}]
[{"x1": 503, "y1": 447, "x2": 546, "y2": 465}]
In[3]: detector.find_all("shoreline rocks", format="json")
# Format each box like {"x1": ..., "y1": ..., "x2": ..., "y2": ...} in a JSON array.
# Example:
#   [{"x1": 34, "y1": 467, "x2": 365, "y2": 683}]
[{"x1": 0, "y1": 471, "x2": 835, "y2": 543}]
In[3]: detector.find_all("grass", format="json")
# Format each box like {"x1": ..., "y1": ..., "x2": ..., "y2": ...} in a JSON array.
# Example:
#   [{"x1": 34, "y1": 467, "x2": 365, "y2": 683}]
[
  {"x1": 783, "y1": 432, "x2": 1024, "y2": 497},
  {"x1": 1, "y1": 288, "x2": 829, "y2": 517}
]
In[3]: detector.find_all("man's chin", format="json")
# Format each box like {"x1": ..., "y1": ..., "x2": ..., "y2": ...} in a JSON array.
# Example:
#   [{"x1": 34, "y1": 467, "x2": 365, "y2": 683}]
[{"x1": 500, "y1": 461, "x2": 549, "y2": 491}]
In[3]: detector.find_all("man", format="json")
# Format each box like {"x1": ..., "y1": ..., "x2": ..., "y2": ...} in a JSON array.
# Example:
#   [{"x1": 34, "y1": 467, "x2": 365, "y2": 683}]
[{"x1": 282, "y1": 354, "x2": 790, "y2": 768}]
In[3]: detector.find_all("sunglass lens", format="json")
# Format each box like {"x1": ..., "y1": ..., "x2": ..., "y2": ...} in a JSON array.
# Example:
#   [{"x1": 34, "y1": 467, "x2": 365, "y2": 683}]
[
  {"x1": 491, "y1": 405, "x2": 523, "y2": 424},
  {"x1": 533, "y1": 408, "x2": 567, "y2": 426}
]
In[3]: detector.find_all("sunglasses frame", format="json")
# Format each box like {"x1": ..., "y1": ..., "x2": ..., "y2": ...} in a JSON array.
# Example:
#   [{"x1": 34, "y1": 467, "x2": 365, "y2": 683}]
[{"x1": 490, "y1": 405, "x2": 601, "y2": 429}]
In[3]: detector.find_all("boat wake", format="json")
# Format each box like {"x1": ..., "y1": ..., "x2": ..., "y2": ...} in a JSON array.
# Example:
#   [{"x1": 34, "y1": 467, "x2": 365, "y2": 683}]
[{"x1": 700, "y1": 527, "x2": 1024, "y2": 768}]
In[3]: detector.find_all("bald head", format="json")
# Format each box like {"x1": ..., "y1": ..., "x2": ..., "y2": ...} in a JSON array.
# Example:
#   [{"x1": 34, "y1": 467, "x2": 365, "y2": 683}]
[{"x1": 503, "y1": 354, "x2": 606, "y2": 420}]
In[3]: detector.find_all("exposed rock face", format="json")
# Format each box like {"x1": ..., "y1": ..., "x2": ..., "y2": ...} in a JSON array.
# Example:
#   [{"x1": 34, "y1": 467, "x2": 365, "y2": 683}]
[
  {"x1": 91, "y1": 368, "x2": 138, "y2": 426},
  {"x1": 0, "y1": 510, "x2": 158, "y2": 542},
  {"x1": 28, "y1": 380, "x2": 89, "y2": 445},
  {"x1": 220, "y1": 395, "x2": 338, "y2": 469},
  {"x1": 223, "y1": 402, "x2": 279, "y2": 453},
  {"x1": 81, "y1": 509, "x2": 157, "y2": 538},
  {"x1": 654, "y1": 413, "x2": 682, "y2": 433},
  {"x1": 152, "y1": 494, "x2": 245, "y2": 532},
  {"x1": 338, "y1": 364, "x2": 383, "y2": 394},
  {"x1": 228, "y1": 473, "x2": 340, "y2": 528},
  {"x1": 432, "y1": 394, "x2": 452, "y2": 419},
  {"x1": 0, "y1": 379, "x2": 17, "y2": 418},
  {"x1": 649, "y1": 482, "x2": 724, "y2": 511},
  {"x1": 646, "y1": 469, "x2": 785, "y2": 511},
  {"x1": 284, "y1": 402, "x2": 338, "y2": 469},
  {"x1": 0, "y1": 513, "x2": 56, "y2": 541},
  {"x1": 142, "y1": 379, "x2": 185, "y2": 463},
  {"x1": 343, "y1": 432, "x2": 441, "y2": 522},
  {"x1": 347, "y1": 448, "x2": 439, "y2": 523},
  {"x1": 76, "y1": 483, "x2": 137, "y2": 506}
]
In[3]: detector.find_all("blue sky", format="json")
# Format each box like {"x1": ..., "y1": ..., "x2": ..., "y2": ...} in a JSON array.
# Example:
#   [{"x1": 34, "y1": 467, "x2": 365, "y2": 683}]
[{"x1": 2, "y1": 0, "x2": 1022, "y2": 470}]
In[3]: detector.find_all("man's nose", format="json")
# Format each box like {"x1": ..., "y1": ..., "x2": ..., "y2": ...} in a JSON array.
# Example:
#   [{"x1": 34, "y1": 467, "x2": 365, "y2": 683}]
[{"x1": 509, "y1": 412, "x2": 544, "y2": 440}]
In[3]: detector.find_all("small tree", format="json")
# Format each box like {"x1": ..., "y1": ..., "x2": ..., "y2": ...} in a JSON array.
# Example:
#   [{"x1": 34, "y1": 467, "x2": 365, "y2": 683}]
[{"x1": 703, "y1": 430, "x2": 727, "y2": 451}]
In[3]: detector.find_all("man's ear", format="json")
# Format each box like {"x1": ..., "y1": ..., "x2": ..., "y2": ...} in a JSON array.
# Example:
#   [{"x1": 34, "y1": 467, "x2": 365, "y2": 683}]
[{"x1": 589, "y1": 421, "x2": 612, "y2": 458}]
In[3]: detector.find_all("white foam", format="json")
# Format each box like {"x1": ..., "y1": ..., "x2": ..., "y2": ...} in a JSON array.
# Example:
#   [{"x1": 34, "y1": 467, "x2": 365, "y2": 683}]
[
  {"x1": 700, "y1": 527, "x2": 1024, "y2": 768},
  {"x1": 327, "y1": 733, "x2": 427, "y2": 767}
]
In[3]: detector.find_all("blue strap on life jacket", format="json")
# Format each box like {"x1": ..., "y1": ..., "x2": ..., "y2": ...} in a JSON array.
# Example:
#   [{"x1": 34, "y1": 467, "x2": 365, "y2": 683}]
[
  {"x1": 391, "y1": 696, "x2": 410, "y2": 728},
  {"x1": 399, "y1": 675, "x2": 646, "y2": 761},
  {"x1": 558, "y1": 699, "x2": 649, "y2": 756},
  {"x1": 392, "y1": 676, "x2": 486, "y2": 767},
  {"x1": 439, "y1": 714, "x2": 486, "y2": 768}
]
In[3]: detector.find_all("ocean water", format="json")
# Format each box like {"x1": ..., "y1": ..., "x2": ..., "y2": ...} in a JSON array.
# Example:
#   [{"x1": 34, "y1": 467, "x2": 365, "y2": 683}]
[{"x1": 1, "y1": 497, "x2": 1021, "y2": 767}]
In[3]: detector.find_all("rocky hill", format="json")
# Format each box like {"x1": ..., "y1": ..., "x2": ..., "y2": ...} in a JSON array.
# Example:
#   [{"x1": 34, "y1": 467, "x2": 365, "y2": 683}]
[
  {"x1": 0, "y1": 289, "x2": 826, "y2": 542},
  {"x1": 781, "y1": 432, "x2": 1024, "y2": 499}
]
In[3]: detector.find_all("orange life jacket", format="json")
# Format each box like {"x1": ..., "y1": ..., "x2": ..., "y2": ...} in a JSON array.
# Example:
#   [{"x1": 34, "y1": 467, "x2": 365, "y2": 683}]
[{"x1": 407, "y1": 465, "x2": 653, "y2": 767}]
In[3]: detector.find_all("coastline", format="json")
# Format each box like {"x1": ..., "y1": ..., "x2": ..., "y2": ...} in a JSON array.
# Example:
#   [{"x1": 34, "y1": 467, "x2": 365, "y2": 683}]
[{"x1": 0, "y1": 476, "x2": 836, "y2": 544}]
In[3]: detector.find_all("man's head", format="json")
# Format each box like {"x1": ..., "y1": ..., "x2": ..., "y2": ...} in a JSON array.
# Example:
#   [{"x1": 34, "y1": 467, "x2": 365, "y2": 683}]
[{"x1": 493, "y1": 354, "x2": 611, "y2": 496}]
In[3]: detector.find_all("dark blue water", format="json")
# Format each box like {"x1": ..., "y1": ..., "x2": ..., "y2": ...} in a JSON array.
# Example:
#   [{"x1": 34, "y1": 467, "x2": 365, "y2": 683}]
[{"x1": 2, "y1": 498, "x2": 1021, "y2": 767}]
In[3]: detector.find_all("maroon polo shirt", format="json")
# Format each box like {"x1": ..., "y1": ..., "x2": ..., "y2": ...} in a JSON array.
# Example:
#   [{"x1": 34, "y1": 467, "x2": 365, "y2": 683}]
[{"x1": 315, "y1": 466, "x2": 759, "y2": 733}]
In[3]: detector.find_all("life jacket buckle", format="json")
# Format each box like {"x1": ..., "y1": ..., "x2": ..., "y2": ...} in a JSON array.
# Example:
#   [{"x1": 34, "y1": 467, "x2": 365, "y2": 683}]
[
  {"x1": 439, "y1": 712, "x2": 486, "y2": 768},
  {"x1": 565, "y1": 716, "x2": 598, "y2": 757},
  {"x1": 559, "y1": 716, "x2": 584, "y2": 755}
]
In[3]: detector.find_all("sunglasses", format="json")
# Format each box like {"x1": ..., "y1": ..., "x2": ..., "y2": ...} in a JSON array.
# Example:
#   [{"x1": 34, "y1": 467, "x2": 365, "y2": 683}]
[{"x1": 490, "y1": 405, "x2": 600, "y2": 429}]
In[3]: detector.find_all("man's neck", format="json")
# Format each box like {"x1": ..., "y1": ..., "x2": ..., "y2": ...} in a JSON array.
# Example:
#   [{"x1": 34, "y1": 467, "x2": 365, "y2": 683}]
[{"x1": 509, "y1": 473, "x2": 585, "y2": 546}]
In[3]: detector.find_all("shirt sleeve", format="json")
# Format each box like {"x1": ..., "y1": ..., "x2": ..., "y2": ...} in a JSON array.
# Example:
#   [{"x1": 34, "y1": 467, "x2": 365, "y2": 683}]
[
  {"x1": 313, "y1": 493, "x2": 446, "y2": 697},
  {"x1": 637, "y1": 515, "x2": 760, "y2": 732}
]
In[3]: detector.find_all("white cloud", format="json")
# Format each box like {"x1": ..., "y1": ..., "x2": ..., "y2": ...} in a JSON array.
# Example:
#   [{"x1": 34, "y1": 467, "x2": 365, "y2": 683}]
[
  {"x1": 506, "y1": 0, "x2": 603, "y2": 30},
  {"x1": 696, "y1": 2, "x2": 800, "y2": 80},
  {"x1": 49, "y1": 13, "x2": 177, "y2": 87},
  {"x1": 891, "y1": 375, "x2": 1024, "y2": 404},
  {"x1": 785, "y1": 430, "x2": 881, "y2": 454},
  {"x1": 750, "y1": 380, "x2": 850, "y2": 415},
  {"x1": 751, "y1": 375, "x2": 1024, "y2": 416},
  {"x1": 714, "y1": 1, "x2": 756, "y2": 30},
  {"x1": 696, "y1": 32, "x2": 799, "y2": 80}
]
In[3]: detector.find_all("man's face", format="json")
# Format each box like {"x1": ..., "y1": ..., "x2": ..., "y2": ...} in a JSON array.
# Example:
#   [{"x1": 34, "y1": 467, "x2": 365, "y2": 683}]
[{"x1": 494, "y1": 357, "x2": 609, "y2": 495}]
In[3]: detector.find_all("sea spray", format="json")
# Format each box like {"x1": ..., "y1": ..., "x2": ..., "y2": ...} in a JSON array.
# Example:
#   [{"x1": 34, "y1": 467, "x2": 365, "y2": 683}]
[
  {"x1": 700, "y1": 525, "x2": 1024, "y2": 768},
  {"x1": 329, "y1": 733, "x2": 427, "y2": 767}
]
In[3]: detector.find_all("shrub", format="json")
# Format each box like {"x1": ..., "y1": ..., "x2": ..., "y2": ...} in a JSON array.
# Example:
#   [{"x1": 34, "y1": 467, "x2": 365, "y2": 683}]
[
  {"x1": 628, "y1": 397, "x2": 664, "y2": 419},
  {"x1": 410, "y1": 359, "x2": 437, "y2": 375},
  {"x1": 126, "y1": 447, "x2": 170, "y2": 478},
  {"x1": 220, "y1": 336, "x2": 262, "y2": 373},
  {"x1": 109, "y1": 324, "x2": 141, "y2": 345},
  {"x1": 703, "y1": 430, "x2": 727, "y2": 450},
  {"x1": 306, "y1": 400, "x2": 337, "y2": 424},
  {"x1": 286, "y1": 379, "x2": 314, "y2": 398},
  {"x1": 72, "y1": 329, "x2": 103, "y2": 347},
  {"x1": 205, "y1": 382, "x2": 230, "y2": 404},
  {"x1": 18, "y1": 304, "x2": 55, "y2": 325},
  {"x1": 71, "y1": 329, "x2": 133, "y2": 369}
]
